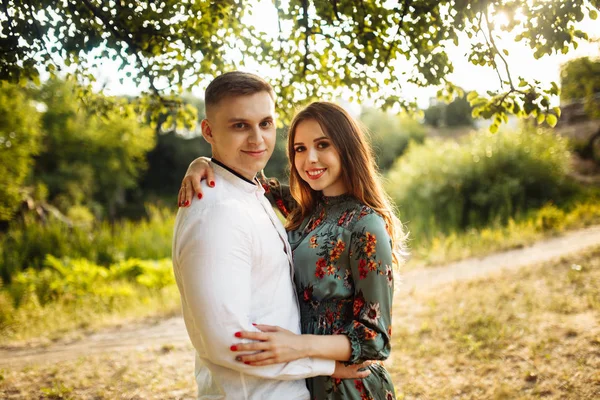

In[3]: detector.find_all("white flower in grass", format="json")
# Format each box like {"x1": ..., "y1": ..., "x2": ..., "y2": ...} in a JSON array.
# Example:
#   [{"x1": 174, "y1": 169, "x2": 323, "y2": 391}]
[{"x1": 362, "y1": 302, "x2": 381, "y2": 326}]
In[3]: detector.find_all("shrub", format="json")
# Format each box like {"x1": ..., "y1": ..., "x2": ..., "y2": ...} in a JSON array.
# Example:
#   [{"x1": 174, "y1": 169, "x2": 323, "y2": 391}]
[
  {"x1": 535, "y1": 204, "x2": 566, "y2": 232},
  {"x1": 0, "y1": 205, "x2": 175, "y2": 283},
  {"x1": 0, "y1": 255, "x2": 178, "y2": 342},
  {"x1": 386, "y1": 128, "x2": 573, "y2": 238},
  {"x1": 360, "y1": 108, "x2": 426, "y2": 171},
  {"x1": 7, "y1": 255, "x2": 174, "y2": 307}
]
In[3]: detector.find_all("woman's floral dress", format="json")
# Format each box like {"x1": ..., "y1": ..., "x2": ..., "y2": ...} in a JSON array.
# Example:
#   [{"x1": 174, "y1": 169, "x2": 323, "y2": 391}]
[{"x1": 263, "y1": 181, "x2": 396, "y2": 400}]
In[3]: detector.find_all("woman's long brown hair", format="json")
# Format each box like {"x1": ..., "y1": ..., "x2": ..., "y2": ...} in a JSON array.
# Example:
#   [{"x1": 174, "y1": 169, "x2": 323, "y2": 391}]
[{"x1": 285, "y1": 102, "x2": 407, "y2": 266}]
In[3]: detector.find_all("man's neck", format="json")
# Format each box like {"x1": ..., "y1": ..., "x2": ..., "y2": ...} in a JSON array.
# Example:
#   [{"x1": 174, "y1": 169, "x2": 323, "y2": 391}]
[{"x1": 211, "y1": 158, "x2": 256, "y2": 185}]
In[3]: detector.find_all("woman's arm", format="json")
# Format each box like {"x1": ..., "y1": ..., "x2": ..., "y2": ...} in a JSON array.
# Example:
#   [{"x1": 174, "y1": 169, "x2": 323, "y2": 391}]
[
  {"x1": 178, "y1": 156, "x2": 215, "y2": 207},
  {"x1": 232, "y1": 213, "x2": 394, "y2": 367},
  {"x1": 337, "y1": 212, "x2": 395, "y2": 365},
  {"x1": 231, "y1": 324, "x2": 352, "y2": 365},
  {"x1": 177, "y1": 158, "x2": 299, "y2": 215}
]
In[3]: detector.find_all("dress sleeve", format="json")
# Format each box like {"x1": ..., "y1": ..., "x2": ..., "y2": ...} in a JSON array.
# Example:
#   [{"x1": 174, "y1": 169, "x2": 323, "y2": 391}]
[
  {"x1": 173, "y1": 202, "x2": 335, "y2": 379},
  {"x1": 259, "y1": 177, "x2": 297, "y2": 217},
  {"x1": 339, "y1": 212, "x2": 394, "y2": 364}
]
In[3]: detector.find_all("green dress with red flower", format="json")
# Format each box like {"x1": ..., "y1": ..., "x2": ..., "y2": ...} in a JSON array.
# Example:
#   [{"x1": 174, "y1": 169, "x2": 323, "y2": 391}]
[{"x1": 263, "y1": 180, "x2": 396, "y2": 400}]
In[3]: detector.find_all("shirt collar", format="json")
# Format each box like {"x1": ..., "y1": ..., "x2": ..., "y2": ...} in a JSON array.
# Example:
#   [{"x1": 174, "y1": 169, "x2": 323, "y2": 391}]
[{"x1": 210, "y1": 158, "x2": 264, "y2": 195}]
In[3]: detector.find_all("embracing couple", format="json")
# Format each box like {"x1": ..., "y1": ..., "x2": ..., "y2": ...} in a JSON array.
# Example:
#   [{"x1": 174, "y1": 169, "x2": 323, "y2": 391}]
[{"x1": 172, "y1": 71, "x2": 406, "y2": 400}]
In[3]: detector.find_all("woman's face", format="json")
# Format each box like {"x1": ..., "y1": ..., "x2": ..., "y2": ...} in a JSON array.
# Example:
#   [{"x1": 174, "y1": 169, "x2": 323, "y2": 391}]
[{"x1": 292, "y1": 119, "x2": 347, "y2": 196}]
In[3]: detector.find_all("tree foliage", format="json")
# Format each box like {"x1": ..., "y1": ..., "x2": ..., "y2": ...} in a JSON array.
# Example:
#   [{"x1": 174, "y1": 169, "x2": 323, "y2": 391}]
[
  {"x1": 424, "y1": 95, "x2": 473, "y2": 128},
  {"x1": 1, "y1": 1, "x2": 599, "y2": 126},
  {"x1": 360, "y1": 108, "x2": 426, "y2": 171},
  {"x1": 33, "y1": 79, "x2": 155, "y2": 219},
  {"x1": 560, "y1": 56, "x2": 600, "y2": 119},
  {"x1": 0, "y1": 84, "x2": 41, "y2": 221}
]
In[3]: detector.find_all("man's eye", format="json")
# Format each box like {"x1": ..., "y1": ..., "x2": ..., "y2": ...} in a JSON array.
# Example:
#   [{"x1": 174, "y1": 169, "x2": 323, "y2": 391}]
[
  {"x1": 260, "y1": 121, "x2": 272, "y2": 128},
  {"x1": 234, "y1": 123, "x2": 246, "y2": 129}
]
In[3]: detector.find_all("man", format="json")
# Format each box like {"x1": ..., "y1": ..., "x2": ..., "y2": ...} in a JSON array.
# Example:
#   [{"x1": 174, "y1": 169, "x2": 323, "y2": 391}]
[{"x1": 172, "y1": 72, "x2": 363, "y2": 400}]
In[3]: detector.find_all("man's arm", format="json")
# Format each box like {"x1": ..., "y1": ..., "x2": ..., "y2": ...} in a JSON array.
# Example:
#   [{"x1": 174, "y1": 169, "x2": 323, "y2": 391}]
[{"x1": 173, "y1": 201, "x2": 335, "y2": 380}]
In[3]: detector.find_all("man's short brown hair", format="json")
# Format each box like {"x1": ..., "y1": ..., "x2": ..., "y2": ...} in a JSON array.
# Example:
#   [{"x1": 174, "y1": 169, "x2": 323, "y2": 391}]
[{"x1": 205, "y1": 71, "x2": 275, "y2": 115}]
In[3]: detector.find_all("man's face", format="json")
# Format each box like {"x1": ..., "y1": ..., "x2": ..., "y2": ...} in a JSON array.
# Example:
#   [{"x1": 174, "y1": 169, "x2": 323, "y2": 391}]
[{"x1": 202, "y1": 92, "x2": 276, "y2": 180}]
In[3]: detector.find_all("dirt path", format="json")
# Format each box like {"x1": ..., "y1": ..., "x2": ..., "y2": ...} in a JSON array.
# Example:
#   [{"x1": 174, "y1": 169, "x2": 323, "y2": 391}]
[{"x1": 2, "y1": 225, "x2": 600, "y2": 368}]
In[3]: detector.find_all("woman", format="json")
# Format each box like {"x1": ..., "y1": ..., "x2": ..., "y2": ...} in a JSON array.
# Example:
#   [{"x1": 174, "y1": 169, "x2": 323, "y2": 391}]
[{"x1": 179, "y1": 102, "x2": 405, "y2": 399}]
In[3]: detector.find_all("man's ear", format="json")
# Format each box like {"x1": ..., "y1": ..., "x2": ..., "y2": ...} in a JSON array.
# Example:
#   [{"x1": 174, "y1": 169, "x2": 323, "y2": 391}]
[{"x1": 201, "y1": 119, "x2": 214, "y2": 144}]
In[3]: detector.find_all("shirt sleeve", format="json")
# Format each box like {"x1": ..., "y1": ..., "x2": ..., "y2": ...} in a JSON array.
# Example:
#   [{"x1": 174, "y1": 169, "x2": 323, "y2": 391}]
[
  {"x1": 340, "y1": 212, "x2": 394, "y2": 365},
  {"x1": 173, "y1": 201, "x2": 335, "y2": 380}
]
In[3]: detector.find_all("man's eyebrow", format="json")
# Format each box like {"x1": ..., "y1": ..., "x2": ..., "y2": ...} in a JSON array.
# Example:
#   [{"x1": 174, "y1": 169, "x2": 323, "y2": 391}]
[{"x1": 227, "y1": 116, "x2": 274, "y2": 123}]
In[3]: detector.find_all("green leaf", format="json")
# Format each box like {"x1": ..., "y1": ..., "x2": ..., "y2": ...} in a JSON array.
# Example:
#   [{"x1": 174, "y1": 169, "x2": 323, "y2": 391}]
[
  {"x1": 591, "y1": 10, "x2": 598, "y2": 20},
  {"x1": 553, "y1": 107, "x2": 561, "y2": 118},
  {"x1": 537, "y1": 113, "x2": 546, "y2": 125},
  {"x1": 489, "y1": 123, "x2": 498, "y2": 133},
  {"x1": 546, "y1": 114, "x2": 558, "y2": 127},
  {"x1": 467, "y1": 91, "x2": 478, "y2": 102}
]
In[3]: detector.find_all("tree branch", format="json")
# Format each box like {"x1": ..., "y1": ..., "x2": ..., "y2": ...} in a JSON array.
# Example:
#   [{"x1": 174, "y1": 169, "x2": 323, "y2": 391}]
[
  {"x1": 383, "y1": 0, "x2": 411, "y2": 66},
  {"x1": 483, "y1": 6, "x2": 515, "y2": 90},
  {"x1": 301, "y1": 0, "x2": 310, "y2": 75},
  {"x1": 78, "y1": 0, "x2": 164, "y2": 100}
]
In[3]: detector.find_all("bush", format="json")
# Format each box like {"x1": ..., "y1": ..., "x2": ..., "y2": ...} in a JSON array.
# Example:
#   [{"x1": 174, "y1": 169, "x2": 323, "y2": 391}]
[
  {"x1": 360, "y1": 108, "x2": 426, "y2": 171},
  {"x1": 386, "y1": 128, "x2": 574, "y2": 238},
  {"x1": 535, "y1": 204, "x2": 566, "y2": 232},
  {"x1": 0, "y1": 205, "x2": 175, "y2": 283},
  {"x1": 0, "y1": 255, "x2": 177, "y2": 342},
  {"x1": 8, "y1": 255, "x2": 174, "y2": 306}
]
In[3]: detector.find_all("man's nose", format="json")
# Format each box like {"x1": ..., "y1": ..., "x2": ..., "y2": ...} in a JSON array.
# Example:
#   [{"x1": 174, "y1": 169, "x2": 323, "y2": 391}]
[{"x1": 247, "y1": 126, "x2": 264, "y2": 145}]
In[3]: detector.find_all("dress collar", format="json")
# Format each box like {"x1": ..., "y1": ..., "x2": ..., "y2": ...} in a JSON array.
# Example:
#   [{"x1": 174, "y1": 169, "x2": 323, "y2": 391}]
[{"x1": 322, "y1": 193, "x2": 354, "y2": 206}]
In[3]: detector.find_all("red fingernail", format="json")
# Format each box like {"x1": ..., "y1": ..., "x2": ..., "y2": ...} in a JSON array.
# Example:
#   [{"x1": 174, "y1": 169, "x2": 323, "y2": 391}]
[
  {"x1": 244, "y1": 361, "x2": 251, "y2": 365},
  {"x1": 184, "y1": 200, "x2": 190, "y2": 206},
  {"x1": 198, "y1": 193, "x2": 203, "y2": 199},
  {"x1": 209, "y1": 181, "x2": 215, "y2": 187},
  {"x1": 252, "y1": 323, "x2": 257, "y2": 326},
  {"x1": 234, "y1": 332, "x2": 242, "y2": 338},
  {"x1": 230, "y1": 345, "x2": 237, "y2": 351}
]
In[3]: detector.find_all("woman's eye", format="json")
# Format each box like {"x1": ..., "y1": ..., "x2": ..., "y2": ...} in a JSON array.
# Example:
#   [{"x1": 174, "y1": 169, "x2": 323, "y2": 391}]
[
  {"x1": 317, "y1": 141, "x2": 330, "y2": 149},
  {"x1": 294, "y1": 146, "x2": 306, "y2": 153}
]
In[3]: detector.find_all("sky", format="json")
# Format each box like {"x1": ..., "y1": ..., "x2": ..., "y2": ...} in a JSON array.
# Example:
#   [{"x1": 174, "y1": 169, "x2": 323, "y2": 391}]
[{"x1": 94, "y1": 0, "x2": 600, "y2": 110}]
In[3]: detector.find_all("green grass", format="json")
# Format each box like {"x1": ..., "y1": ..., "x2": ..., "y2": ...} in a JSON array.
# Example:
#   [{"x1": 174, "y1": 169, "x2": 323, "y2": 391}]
[
  {"x1": 0, "y1": 257, "x2": 180, "y2": 345},
  {"x1": 406, "y1": 198, "x2": 600, "y2": 269}
]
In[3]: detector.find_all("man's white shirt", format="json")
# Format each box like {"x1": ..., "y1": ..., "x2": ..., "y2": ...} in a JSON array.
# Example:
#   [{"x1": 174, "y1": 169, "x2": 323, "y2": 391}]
[{"x1": 172, "y1": 161, "x2": 335, "y2": 400}]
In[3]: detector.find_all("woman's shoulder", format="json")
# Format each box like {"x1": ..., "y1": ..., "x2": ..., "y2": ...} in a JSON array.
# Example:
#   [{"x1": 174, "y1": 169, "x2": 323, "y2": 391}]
[{"x1": 338, "y1": 201, "x2": 386, "y2": 234}]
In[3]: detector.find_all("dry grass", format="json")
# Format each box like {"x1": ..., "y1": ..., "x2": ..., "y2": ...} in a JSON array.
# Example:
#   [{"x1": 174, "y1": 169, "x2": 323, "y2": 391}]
[
  {"x1": 2, "y1": 248, "x2": 599, "y2": 399},
  {"x1": 0, "y1": 343, "x2": 196, "y2": 399},
  {"x1": 389, "y1": 247, "x2": 600, "y2": 399}
]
